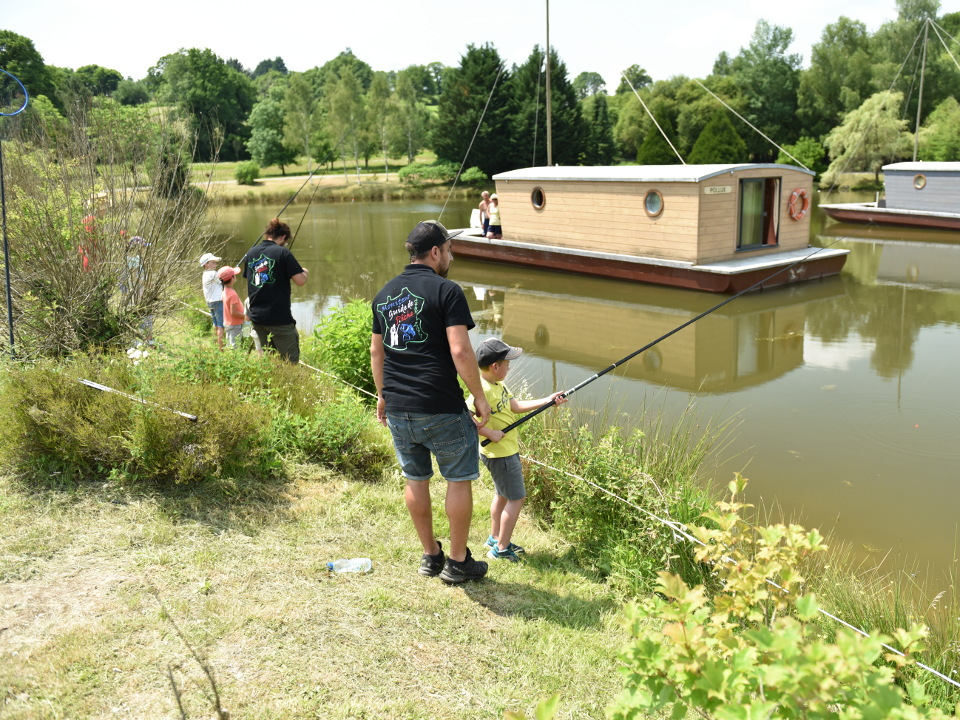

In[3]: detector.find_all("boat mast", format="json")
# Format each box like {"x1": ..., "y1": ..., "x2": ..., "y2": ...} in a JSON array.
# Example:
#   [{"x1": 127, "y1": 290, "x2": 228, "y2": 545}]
[
  {"x1": 545, "y1": 0, "x2": 553, "y2": 166},
  {"x1": 912, "y1": 19, "x2": 929, "y2": 162}
]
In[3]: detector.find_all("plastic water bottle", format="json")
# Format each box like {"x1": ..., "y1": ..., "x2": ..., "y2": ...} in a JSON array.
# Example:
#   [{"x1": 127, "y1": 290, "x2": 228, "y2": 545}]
[{"x1": 327, "y1": 558, "x2": 372, "y2": 573}]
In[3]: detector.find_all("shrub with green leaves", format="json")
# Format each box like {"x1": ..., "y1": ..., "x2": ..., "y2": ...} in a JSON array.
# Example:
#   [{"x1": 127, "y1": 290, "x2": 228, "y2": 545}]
[
  {"x1": 608, "y1": 475, "x2": 959, "y2": 720},
  {"x1": 522, "y1": 404, "x2": 721, "y2": 594},
  {"x1": 397, "y1": 161, "x2": 458, "y2": 184},
  {"x1": 235, "y1": 160, "x2": 260, "y2": 185},
  {"x1": 303, "y1": 299, "x2": 376, "y2": 398},
  {"x1": 459, "y1": 166, "x2": 489, "y2": 185}
]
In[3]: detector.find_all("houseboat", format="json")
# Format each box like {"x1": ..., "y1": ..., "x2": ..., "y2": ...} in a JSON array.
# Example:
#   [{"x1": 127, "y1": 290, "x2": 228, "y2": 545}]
[
  {"x1": 819, "y1": 162, "x2": 960, "y2": 231},
  {"x1": 454, "y1": 164, "x2": 848, "y2": 294}
]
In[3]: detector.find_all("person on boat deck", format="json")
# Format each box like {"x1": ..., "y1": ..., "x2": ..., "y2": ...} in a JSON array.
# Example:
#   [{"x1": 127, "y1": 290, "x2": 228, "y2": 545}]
[
  {"x1": 478, "y1": 190, "x2": 491, "y2": 236},
  {"x1": 370, "y1": 219, "x2": 492, "y2": 585},
  {"x1": 199, "y1": 252, "x2": 224, "y2": 349},
  {"x1": 241, "y1": 218, "x2": 308, "y2": 364},
  {"x1": 486, "y1": 194, "x2": 502, "y2": 239},
  {"x1": 467, "y1": 338, "x2": 567, "y2": 562}
]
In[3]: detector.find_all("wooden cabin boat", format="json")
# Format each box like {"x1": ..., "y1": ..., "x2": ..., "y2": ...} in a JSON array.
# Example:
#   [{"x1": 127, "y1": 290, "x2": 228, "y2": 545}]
[
  {"x1": 819, "y1": 162, "x2": 960, "y2": 231},
  {"x1": 453, "y1": 164, "x2": 848, "y2": 294}
]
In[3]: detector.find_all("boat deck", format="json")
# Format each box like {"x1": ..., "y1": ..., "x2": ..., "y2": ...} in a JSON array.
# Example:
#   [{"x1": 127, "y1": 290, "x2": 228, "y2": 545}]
[{"x1": 452, "y1": 231, "x2": 848, "y2": 294}]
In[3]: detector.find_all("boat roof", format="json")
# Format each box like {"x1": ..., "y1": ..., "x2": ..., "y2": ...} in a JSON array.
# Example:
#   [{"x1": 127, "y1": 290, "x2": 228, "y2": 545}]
[
  {"x1": 883, "y1": 162, "x2": 960, "y2": 172},
  {"x1": 492, "y1": 164, "x2": 814, "y2": 183}
]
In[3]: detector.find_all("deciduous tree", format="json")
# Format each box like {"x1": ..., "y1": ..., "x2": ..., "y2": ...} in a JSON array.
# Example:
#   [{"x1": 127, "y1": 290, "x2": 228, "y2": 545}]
[
  {"x1": 615, "y1": 64, "x2": 652, "y2": 95},
  {"x1": 247, "y1": 90, "x2": 297, "y2": 174},
  {"x1": 573, "y1": 71, "x2": 606, "y2": 100}
]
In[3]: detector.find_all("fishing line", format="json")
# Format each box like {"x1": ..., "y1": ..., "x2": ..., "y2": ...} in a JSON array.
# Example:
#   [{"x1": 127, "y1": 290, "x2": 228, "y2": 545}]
[
  {"x1": 481, "y1": 236, "x2": 850, "y2": 446},
  {"x1": 286, "y1": 118, "x2": 360, "y2": 250},
  {"x1": 438, "y1": 64, "x2": 505, "y2": 223}
]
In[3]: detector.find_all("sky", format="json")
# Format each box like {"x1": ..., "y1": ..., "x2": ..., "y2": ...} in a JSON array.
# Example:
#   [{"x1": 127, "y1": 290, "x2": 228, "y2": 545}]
[{"x1": 4, "y1": 0, "x2": 960, "y2": 89}]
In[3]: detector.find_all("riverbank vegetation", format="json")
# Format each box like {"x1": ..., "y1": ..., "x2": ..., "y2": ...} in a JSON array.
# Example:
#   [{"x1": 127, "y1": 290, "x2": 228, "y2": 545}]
[{"x1": 2, "y1": 301, "x2": 959, "y2": 716}]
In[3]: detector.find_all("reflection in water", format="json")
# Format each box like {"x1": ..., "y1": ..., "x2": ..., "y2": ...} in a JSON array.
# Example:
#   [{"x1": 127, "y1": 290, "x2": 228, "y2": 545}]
[{"x1": 214, "y1": 201, "x2": 960, "y2": 584}]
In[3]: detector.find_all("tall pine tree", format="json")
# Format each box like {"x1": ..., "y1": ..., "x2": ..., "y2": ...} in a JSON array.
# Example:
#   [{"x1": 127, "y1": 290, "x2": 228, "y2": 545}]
[{"x1": 432, "y1": 44, "x2": 514, "y2": 176}]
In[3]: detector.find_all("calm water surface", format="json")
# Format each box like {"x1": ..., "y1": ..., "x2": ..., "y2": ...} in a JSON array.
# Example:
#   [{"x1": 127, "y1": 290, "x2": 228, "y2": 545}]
[{"x1": 213, "y1": 194, "x2": 960, "y2": 584}]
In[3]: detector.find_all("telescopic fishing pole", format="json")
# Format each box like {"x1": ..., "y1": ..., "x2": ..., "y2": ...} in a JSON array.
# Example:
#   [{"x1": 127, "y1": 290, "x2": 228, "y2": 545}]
[
  {"x1": 481, "y1": 238, "x2": 849, "y2": 446},
  {"x1": 1, "y1": 69, "x2": 29, "y2": 359}
]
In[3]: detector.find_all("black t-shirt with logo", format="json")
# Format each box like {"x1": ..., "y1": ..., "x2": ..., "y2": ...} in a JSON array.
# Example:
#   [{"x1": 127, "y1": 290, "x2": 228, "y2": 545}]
[
  {"x1": 372, "y1": 264, "x2": 475, "y2": 414},
  {"x1": 242, "y1": 240, "x2": 304, "y2": 326}
]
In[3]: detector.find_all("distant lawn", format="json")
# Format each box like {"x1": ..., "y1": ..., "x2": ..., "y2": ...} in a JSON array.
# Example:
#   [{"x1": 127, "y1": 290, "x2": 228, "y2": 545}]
[{"x1": 193, "y1": 151, "x2": 439, "y2": 183}]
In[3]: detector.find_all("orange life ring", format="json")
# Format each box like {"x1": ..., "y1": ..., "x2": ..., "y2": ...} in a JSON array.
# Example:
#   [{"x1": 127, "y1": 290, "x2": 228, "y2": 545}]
[{"x1": 788, "y1": 188, "x2": 810, "y2": 221}]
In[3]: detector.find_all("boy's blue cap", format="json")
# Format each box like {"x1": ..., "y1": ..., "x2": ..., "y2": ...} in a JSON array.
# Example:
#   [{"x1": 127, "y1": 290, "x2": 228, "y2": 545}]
[{"x1": 477, "y1": 338, "x2": 522, "y2": 366}]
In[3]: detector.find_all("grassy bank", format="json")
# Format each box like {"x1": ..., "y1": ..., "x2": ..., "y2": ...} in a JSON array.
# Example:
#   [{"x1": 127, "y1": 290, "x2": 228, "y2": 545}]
[{"x1": 0, "y1": 470, "x2": 624, "y2": 719}]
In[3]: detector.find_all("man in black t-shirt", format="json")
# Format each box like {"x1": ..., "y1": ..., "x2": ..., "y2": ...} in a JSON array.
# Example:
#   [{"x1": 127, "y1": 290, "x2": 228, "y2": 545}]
[
  {"x1": 371, "y1": 220, "x2": 492, "y2": 584},
  {"x1": 241, "y1": 218, "x2": 308, "y2": 363}
]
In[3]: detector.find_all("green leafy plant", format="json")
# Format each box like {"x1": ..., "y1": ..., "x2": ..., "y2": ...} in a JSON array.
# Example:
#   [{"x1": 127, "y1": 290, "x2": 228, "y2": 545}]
[
  {"x1": 608, "y1": 475, "x2": 959, "y2": 720},
  {"x1": 304, "y1": 299, "x2": 376, "y2": 398},
  {"x1": 235, "y1": 160, "x2": 260, "y2": 185}
]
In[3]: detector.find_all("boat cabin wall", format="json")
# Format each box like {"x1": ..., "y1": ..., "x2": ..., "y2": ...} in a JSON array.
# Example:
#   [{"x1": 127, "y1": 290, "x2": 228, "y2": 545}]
[
  {"x1": 696, "y1": 168, "x2": 812, "y2": 264},
  {"x1": 493, "y1": 167, "x2": 813, "y2": 265},
  {"x1": 493, "y1": 180, "x2": 702, "y2": 263},
  {"x1": 885, "y1": 169, "x2": 960, "y2": 213}
]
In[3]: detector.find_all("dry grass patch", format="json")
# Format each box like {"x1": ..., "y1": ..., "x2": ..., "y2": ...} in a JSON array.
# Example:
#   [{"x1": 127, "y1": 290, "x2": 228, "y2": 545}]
[{"x1": 1, "y1": 470, "x2": 627, "y2": 719}]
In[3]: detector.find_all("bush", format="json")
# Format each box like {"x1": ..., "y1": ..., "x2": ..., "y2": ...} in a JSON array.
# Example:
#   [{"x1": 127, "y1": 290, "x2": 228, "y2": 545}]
[
  {"x1": 608, "y1": 475, "x2": 958, "y2": 719},
  {"x1": 521, "y1": 402, "x2": 724, "y2": 594},
  {"x1": 303, "y1": 299, "x2": 376, "y2": 398},
  {"x1": 397, "y1": 161, "x2": 458, "y2": 184},
  {"x1": 0, "y1": 345, "x2": 393, "y2": 487},
  {"x1": 235, "y1": 160, "x2": 260, "y2": 185},
  {"x1": 459, "y1": 166, "x2": 489, "y2": 185}
]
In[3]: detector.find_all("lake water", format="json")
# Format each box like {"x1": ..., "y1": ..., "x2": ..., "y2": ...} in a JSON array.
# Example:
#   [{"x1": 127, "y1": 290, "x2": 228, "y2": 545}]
[{"x1": 212, "y1": 194, "x2": 960, "y2": 585}]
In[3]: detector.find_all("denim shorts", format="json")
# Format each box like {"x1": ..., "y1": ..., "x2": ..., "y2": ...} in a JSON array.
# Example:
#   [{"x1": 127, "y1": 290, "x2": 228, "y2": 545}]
[
  {"x1": 207, "y1": 300, "x2": 224, "y2": 328},
  {"x1": 481, "y1": 453, "x2": 526, "y2": 500},
  {"x1": 386, "y1": 410, "x2": 479, "y2": 482}
]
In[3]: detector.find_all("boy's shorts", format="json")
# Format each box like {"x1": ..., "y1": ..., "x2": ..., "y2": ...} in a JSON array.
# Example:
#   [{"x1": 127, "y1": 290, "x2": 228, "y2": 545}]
[
  {"x1": 481, "y1": 453, "x2": 525, "y2": 501},
  {"x1": 207, "y1": 300, "x2": 224, "y2": 328},
  {"x1": 224, "y1": 324, "x2": 243, "y2": 347}
]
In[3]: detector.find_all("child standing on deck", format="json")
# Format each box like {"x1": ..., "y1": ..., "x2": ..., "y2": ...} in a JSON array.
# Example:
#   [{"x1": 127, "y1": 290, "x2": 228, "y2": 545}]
[
  {"x1": 200, "y1": 252, "x2": 224, "y2": 349},
  {"x1": 467, "y1": 338, "x2": 567, "y2": 562}
]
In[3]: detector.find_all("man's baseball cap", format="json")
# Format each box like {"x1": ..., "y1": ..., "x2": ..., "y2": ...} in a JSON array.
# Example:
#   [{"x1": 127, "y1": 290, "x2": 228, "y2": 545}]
[
  {"x1": 406, "y1": 220, "x2": 462, "y2": 253},
  {"x1": 199, "y1": 252, "x2": 221, "y2": 266},
  {"x1": 476, "y1": 338, "x2": 523, "y2": 366}
]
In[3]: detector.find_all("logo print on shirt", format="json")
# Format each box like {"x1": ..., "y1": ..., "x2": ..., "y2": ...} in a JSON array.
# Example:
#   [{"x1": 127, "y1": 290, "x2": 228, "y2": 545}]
[
  {"x1": 250, "y1": 255, "x2": 275, "y2": 287},
  {"x1": 376, "y1": 288, "x2": 426, "y2": 351}
]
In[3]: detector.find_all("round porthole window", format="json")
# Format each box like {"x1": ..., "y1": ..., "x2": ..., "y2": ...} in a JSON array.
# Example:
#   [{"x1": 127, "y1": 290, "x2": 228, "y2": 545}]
[
  {"x1": 914, "y1": 174, "x2": 927, "y2": 190},
  {"x1": 531, "y1": 186, "x2": 546, "y2": 210},
  {"x1": 644, "y1": 190, "x2": 664, "y2": 217}
]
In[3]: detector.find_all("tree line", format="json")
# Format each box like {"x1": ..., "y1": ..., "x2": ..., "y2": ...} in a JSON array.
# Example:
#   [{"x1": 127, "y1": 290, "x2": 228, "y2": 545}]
[{"x1": 2, "y1": 0, "x2": 959, "y2": 183}]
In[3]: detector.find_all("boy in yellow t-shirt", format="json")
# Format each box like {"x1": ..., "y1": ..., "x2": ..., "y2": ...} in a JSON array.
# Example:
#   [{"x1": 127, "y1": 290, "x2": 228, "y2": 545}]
[{"x1": 467, "y1": 338, "x2": 567, "y2": 562}]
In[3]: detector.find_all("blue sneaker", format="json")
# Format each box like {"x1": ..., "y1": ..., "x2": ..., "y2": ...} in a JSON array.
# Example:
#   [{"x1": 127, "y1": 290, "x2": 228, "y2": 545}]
[
  {"x1": 485, "y1": 535, "x2": 525, "y2": 554},
  {"x1": 487, "y1": 545, "x2": 520, "y2": 562}
]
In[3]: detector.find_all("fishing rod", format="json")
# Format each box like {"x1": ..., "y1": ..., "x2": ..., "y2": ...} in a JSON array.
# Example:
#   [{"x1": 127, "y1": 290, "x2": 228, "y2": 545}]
[
  {"x1": 481, "y1": 238, "x2": 848, "y2": 446},
  {"x1": 78, "y1": 378, "x2": 198, "y2": 422}
]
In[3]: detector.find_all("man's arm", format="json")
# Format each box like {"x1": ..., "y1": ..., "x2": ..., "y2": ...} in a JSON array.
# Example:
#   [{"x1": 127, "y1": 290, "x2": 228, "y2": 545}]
[
  {"x1": 446, "y1": 324, "x2": 490, "y2": 427},
  {"x1": 292, "y1": 268, "x2": 308, "y2": 286},
  {"x1": 370, "y1": 332, "x2": 387, "y2": 426}
]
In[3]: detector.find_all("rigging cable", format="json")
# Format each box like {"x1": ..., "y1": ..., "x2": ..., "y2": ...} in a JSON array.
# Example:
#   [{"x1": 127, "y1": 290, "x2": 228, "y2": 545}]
[
  {"x1": 621, "y1": 71, "x2": 686, "y2": 165},
  {"x1": 438, "y1": 64, "x2": 505, "y2": 223},
  {"x1": 692, "y1": 79, "x2": 808, "y2": 170}
]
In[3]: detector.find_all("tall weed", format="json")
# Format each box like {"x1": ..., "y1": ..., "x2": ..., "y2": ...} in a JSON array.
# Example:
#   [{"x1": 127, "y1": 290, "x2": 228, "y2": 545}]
[
  {"x1": 522, "y1": 400, "x2": 730, "y2": 595},
  {"x1": 302, "y1": 298, "x2": 376, "y2": 398}
]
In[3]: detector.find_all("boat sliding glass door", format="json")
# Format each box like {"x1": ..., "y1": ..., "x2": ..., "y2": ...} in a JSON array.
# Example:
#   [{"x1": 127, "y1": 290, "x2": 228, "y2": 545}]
[{"x1": 738, "y1": 178, "x2": 780, "y2": 250}]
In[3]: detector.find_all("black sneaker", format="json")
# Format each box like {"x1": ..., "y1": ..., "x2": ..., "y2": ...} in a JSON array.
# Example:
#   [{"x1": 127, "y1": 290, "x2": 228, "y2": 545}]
[
  {"x1": 439, "y1": 548, "x2": 488, "y2": 584},
  {"x1": 419, "y1": 541, "x2": 445, "y2": 577}
]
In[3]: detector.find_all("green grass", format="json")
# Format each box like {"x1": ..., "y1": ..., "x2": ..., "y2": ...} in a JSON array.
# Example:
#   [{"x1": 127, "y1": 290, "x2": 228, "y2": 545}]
[
  {"x1": 193, "y1": 151, "x2": 439, "y2": 183},
  {"x1": 0, "y1": 470, "x2": 626, "y2": 719}
]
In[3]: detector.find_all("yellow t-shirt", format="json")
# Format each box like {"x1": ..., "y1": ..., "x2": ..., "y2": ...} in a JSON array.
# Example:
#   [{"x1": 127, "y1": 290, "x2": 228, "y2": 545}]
[{"x1": 467, "y1": 377, "x2": 518, "y2": 458}]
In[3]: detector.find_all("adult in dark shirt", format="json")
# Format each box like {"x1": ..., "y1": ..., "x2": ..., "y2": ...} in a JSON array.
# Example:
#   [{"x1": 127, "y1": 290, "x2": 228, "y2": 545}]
[
  {"x1": 241, "y1": 218, "x2": 308, "y2": 363},
  {"x1": 371, "y1": 220, "x2": 492, "y2": 584}
]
